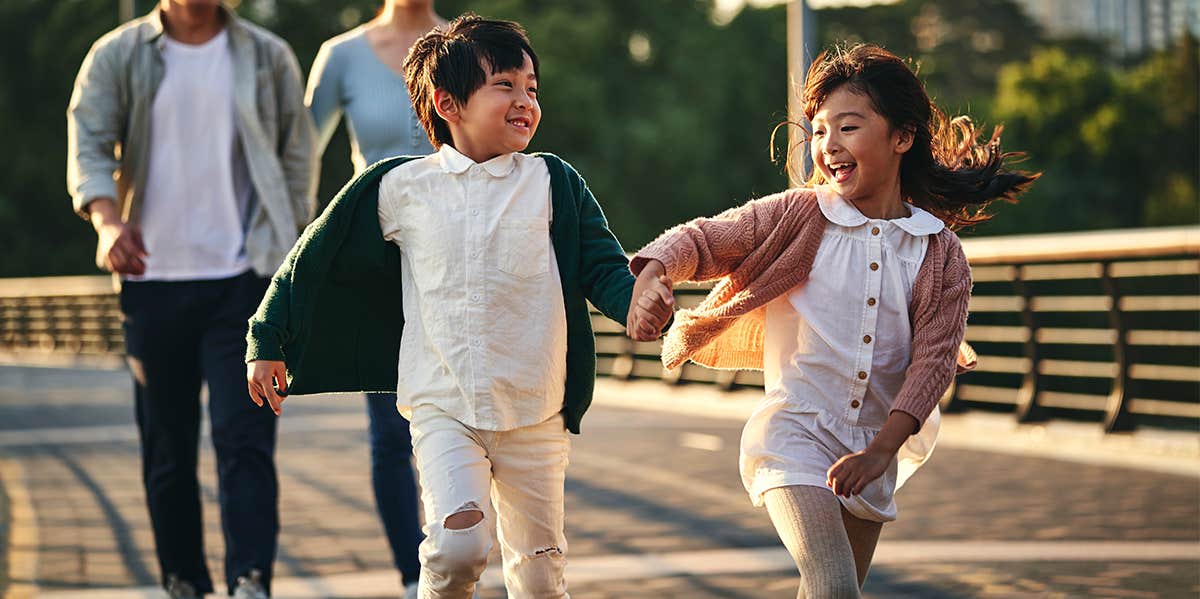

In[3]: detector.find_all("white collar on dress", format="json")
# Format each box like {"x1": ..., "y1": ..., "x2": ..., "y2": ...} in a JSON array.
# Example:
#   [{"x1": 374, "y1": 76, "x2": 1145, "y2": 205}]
[
  {"x1": 814, "y1": 185, "x2": 944, "y2": 236},
  {"x1": 438, "y1": 144, "x2": 518, "y2": 177}
]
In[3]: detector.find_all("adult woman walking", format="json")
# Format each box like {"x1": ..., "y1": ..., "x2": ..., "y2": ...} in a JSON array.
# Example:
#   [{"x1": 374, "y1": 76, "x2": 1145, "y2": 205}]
[{"x1": 305, "y1": 2, "x2": 446, "y2": 597}]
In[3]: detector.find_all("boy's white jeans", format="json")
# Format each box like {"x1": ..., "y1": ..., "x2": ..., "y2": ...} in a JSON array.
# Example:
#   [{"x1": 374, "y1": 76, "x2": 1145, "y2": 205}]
[{"x1": 410, "y1": 404, "x2": 571, "y2": 599}]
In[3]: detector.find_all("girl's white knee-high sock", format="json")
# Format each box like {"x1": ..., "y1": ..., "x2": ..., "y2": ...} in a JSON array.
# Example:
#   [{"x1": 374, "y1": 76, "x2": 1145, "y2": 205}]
[{"x1": 763, "y1": 485, "x2": 862, "y2": 599}]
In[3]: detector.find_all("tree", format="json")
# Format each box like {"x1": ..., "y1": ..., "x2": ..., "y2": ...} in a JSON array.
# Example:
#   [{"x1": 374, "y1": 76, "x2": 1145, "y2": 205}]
[
  {"x1": 0, "y1": 0, "x2": 126, "y2": 276},
  {"x1": 815, "y1": 0, "x2": 1042, "y2": 113},
  {"x1": 985, "y1": 37, "x2": 1199, "y2": 235}
]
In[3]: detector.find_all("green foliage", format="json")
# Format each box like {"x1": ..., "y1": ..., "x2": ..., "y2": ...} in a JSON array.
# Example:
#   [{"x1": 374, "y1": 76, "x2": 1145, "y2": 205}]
[
  {"x1": 816, "y1": 0, "x2": 1040, "y2": 111},
  {"x1": 983, "y1": 36, "x2": 1199, "y2": 235},
  {"x1": 0, "y1": 0, "x2": 124, "y2": 276},
  {"x1": 2, "y1": 0, "x2": 1197, "y2": 276}
]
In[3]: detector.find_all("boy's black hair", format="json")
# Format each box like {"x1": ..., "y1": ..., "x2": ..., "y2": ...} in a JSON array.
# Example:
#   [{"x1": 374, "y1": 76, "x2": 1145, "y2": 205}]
[{"x1": 404, "y1": 14, "x2": 540, "y2": 148}]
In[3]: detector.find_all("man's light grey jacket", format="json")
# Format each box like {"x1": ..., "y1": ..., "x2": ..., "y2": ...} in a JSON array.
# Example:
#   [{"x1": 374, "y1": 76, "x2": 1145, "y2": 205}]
[{"x1": 66, "y1": 6, "x2": 317, "y2": 276}]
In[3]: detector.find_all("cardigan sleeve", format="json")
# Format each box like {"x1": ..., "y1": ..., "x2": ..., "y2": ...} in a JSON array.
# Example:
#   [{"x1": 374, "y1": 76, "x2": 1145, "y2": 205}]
[
  {"x1": 890, "y1": 233, "x2": 972, "y2": 428},
  {"x1": 572, "y1": 164, "x2": 635, "y2": 324},
  {"x1": 630, "y1": 192, "x2": 789, "y2": 283},
  {"x1": 245, "y1": 249, "x2": 299, "y2": 362}
]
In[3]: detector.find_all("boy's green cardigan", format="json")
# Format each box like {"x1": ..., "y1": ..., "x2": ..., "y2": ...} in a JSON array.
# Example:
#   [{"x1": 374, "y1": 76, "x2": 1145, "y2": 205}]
[{"x1": 245, "y1": 154, "x2": 634, "y2": 434}]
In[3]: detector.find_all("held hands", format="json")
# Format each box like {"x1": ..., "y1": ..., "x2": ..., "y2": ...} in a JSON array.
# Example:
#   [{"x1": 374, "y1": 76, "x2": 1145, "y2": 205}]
[
  {"x1": 627, "y1": 260, "x2": 675, "y2": 341},
  {"x1": 247, "y1": 360, "x2": 289, "y2": 416}
]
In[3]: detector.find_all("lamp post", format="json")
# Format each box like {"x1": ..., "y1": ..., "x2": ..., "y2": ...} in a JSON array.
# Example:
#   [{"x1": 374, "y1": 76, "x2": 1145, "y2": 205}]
[{"x1": 787, "y1": 0, "x2": 816, "y2": 186}]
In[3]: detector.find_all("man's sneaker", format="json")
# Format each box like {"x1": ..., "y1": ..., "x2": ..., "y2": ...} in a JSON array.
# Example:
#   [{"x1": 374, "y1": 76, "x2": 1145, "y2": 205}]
[
  {"x1": 164, "y1": 574, "x2": 198, "y2": 599},
  {"x1": 233, "y1": 569, "x2": 268, "y2": 599}
]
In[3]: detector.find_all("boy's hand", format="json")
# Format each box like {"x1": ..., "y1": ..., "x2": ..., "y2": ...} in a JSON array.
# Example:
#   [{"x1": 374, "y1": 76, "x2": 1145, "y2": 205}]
[
  {"x1": 826, "y1": 446, "x2": 892, "y2": 498},
  {"x1": 247, "y1": 360, "x2": 289, "y2": 416},
  {"x1": 628, "y1": 260, "x2": 674, "y2": 341}
]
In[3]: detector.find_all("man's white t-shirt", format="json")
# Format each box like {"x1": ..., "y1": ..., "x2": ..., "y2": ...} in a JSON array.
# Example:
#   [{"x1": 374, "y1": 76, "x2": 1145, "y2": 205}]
[{"x1": 131, "y1": 29, "x2": 254, "y2": 281}]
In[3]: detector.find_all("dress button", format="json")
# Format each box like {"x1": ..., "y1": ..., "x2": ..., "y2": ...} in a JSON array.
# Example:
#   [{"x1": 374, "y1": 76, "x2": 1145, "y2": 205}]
[
  {"x1": 871, "y1": 226, "x2": 880, "y2": 235},
  {"x1": 857, "y1": 371, "x2": 867, "y2": 380},
  {"x1": 869, "y1": 262, "x2": 879, "y2": 271},
  {"x1": 863, "y1": 335, "x2": 872, "y2": 344},
  {"x1": 851, "y1": 400, "x2": 861, "y2": 408},
  {"x1": 867, "y1": 297, "x2": 877, "y2": 306}
]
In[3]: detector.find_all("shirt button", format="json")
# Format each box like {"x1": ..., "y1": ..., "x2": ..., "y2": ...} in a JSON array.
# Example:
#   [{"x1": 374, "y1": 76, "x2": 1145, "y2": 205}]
[
  {"x1": 867, "y1": 297, "x2": 877, "y2": 306},
  {"x1": 471, "y1": 293, "x2": 481, "y2": 302},
  {"x1": 869, "y1": 262, "x2": 879, "y2": 271},
  {"x1": 851, "y1": 400, "x2": 861, "y2": 408},
  {"x1": 863, "y1": 334, "x2": 872, "y2": 344},
  {"x1": 857, "y1": 371, "x2": 868, "y2": 380},
  {"x1": 471, "y1": 209, "x2": 480, "y2": 216},
  {"x1": 871, "y1": 226, "x2": 880, "y2": 235}
]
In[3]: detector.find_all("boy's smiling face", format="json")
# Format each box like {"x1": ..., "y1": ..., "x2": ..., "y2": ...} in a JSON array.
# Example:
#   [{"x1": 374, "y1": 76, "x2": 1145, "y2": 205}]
[{"x1": 436, "y1": 51, "x2": 540, "y2": 163}]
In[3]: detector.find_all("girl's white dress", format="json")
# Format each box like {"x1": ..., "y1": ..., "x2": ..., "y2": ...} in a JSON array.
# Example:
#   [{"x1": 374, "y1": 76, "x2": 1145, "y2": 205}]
[{"x1": 739, "y1": 186, "x2": 945, "y2": 522}]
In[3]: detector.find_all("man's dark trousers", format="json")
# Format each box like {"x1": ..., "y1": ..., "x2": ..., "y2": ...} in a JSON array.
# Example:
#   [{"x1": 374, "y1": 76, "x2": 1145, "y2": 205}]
[{"x1": 120, "y1": 271, "x2": 277, "y2": 595}]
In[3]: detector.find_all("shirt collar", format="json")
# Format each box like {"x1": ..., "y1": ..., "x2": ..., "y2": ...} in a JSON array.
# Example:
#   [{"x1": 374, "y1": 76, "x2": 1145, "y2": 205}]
[
  {"x1": 814, "y1": 185, "x2": 945, "y2": 236},
  {"x1": 438, "y1": 145, "x2": 517, "y2": 178}
]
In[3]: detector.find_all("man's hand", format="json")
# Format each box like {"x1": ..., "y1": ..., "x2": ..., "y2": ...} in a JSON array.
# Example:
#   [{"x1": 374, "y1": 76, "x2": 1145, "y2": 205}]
[
  {"x1": 89, "y1": 198, "x2": 148, "y2": 275},
  {"x1": 247, "y1": 360, "x2": 289, "y2": 416},
  {"x1": 627, "y1": 259, "x2": 674, "y2": 341}
]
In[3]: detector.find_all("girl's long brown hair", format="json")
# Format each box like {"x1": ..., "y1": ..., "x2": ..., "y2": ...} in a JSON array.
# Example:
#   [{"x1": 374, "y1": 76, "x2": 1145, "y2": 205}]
[{"x1": 797, "y1": 44, "x2": 1038, "y2": 229}]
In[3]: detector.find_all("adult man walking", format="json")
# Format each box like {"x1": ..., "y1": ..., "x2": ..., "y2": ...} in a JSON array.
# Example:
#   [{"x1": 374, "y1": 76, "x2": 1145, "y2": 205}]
[{"x1": 66, "y1": 1, "x2": 316, "y2": 596}]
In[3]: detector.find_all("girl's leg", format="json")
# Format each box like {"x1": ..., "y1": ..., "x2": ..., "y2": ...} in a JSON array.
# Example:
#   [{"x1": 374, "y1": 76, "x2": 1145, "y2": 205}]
[
  {"x1": 840, "y1": 506, "x2": 883, "y2": 587},
  {"x1": 762, "y1": 485, "x2": 861, "y2": 599}
]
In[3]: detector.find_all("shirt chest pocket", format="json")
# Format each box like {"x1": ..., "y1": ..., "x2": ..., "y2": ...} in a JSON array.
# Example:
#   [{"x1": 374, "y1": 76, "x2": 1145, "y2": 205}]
[{"x1": 496, "y1": 217, "x2": 550, "y2": 279}]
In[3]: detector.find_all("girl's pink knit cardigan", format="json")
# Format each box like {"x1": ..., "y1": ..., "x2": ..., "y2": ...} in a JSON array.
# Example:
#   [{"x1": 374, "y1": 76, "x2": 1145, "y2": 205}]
[{"x1": 630, "y1": 188, "x2": 977, "y2": 427}]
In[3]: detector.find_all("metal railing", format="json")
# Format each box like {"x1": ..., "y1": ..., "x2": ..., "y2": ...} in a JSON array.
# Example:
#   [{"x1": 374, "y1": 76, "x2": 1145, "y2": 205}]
[
  {"x1": 590, "y1": 226, "x2": 1200, "y2": 432},
  {"x1": 1, "y1": 227, "x2": 1196, "y2": 432}
]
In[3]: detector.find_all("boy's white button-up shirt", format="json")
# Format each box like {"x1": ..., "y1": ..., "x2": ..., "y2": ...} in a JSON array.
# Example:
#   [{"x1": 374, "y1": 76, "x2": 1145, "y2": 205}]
[{"x1": 377, "y1": 145, "x2": 568, "y2": 431}]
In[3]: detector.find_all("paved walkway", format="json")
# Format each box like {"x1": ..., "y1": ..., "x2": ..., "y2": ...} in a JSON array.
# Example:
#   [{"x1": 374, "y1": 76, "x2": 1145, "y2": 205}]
[{"x1": 0, "y1": 367, "x2": 1197, "y2": 598}]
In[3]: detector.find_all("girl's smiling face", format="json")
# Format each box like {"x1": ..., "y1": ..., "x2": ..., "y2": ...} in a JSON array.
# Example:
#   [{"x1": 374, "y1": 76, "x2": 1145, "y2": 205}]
[{"x1": 809, "y1": 85, "x2": 912, "y2": 210}]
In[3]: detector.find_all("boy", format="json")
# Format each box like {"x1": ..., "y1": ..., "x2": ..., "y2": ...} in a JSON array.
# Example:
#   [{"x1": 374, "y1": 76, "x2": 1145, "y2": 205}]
[{"x1": 245, "y1": 15, "x2": 672, "y2": 598}]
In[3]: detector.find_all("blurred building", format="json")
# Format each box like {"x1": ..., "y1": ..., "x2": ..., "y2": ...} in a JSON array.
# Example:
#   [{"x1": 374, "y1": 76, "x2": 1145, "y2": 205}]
[{"x1": 1013, "y1": 0, "x2": 1199, "y2": 57}]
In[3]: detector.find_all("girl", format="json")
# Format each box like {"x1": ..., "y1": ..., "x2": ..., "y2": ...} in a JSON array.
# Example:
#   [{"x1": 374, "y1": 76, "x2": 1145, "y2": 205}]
[
  {"x1": 627, "y1": 44, "x2": 1036, "y2": 597},
  {"x1": 305, "y1": 2, "x2": 447, "y2": 597}
]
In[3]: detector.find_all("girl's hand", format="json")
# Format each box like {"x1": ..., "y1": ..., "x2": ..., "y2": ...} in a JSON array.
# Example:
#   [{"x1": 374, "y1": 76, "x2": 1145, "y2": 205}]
[
  {"x1": 826, "y1": 446, "x2": 892, "y2": 498},
  {"x1": 628, "y1": 260, "x2": 674, "y2": 341},
  {"x1": 827, "y1": 410, "x2": 918, "y2": 497},
  {"x1": 247, "y1": 360, "x2": 289, "y2": 416},
  {"x1": 632, "y1": 277, "x2": 674, "y2": 339}
]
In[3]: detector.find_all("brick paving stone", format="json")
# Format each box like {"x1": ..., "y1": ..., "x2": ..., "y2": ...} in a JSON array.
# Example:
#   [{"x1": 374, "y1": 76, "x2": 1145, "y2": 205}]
[{"x1": 2, "y1": 367, "x2": 1198, "y2": 597}]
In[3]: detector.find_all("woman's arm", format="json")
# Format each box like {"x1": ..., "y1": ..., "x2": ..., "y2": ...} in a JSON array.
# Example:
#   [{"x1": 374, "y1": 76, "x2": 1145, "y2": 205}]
[{"x1": 305, "y1": 40, "x2": 344, "y2": 158}]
